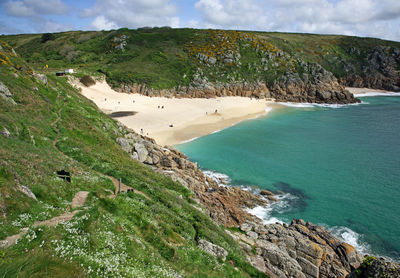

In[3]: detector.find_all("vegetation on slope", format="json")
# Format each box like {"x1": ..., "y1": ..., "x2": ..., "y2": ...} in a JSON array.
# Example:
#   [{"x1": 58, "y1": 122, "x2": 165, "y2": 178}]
[
  {"x1": 0, "y1": 41, "x2": 265, "y2": 277},
  {"x1": 2, "y1": 28, "x2": 399, "y2": 92}
]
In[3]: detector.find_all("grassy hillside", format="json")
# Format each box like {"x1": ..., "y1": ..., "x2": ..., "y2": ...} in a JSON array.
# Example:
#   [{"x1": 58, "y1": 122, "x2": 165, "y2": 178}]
[
  {"x1": 2, "y1": 28, "x2": 399, "y2": 91},
  {"x1": 0, "y1": 41, "x2": 265, "y2": 277}
]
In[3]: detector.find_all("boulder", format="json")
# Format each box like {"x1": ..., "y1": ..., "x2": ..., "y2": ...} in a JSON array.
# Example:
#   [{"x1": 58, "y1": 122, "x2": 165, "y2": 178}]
[
  {"x1": 1, "y1": 128, "x2": 10, "y2": 138},
  {"x1": 197, "y1": 239, "x2": 228, "y2": 261},
  {"x1": 0, "y1": 82, "x2": 16, "y2": 105},
  {"x1": 134, "y1": 143, "x2": 148, "y2": 162},
  {"x1": 33, "y1": 73, "x2": 48, "y2": 85},
  {"x1": 116, "y1": 137, "x2": 133, "y2": 153}
]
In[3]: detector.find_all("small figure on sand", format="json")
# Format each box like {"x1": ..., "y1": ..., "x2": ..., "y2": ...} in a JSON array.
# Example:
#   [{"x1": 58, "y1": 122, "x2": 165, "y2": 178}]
[
  {"x1": 215, "y1": 109, "x2": 218, "y2": 113},
  {"x1": 169, "y1": 124, "x2": 173, "y2": 127},
  {"x1": 162, "y1": 105, "x2": 164, "y2": 109},
  {"x1": 105, "y1": 98, "x2": 107, "y2": 101},
  {"x1": 158, "y1": 106, "x2": 160, "y2": 109},
  {"x1": 140, "y1": 128, "x2": 143, "y2": 134}
]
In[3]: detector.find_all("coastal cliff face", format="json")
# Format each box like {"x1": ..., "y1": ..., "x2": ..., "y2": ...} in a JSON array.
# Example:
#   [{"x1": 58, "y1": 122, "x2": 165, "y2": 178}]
[
  {"x1": 339, "y1": 46, "x2": 400, "y2": 92},
  {"x1": 116, "y1": 63, "x2": 359, "y2": 104},
  {"x1": 115, "y1": 124, "x2": 398, "y2": 278}
]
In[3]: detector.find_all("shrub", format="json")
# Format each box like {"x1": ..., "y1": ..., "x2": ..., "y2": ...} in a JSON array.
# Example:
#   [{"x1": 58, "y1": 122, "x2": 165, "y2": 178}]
[
  {"x1": 41, "y1": 33, "x2": 55, "y2": 43},
  {"x1": 79, "y1": 75, "x2": 96, "y2": 87}
]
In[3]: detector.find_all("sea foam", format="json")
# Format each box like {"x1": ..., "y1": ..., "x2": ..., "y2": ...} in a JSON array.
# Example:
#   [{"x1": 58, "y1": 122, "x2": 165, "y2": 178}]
[
  {"x1": 202, "y1": 170, "x2": 231, "y2": 186},
  {"x1": 330, "y1": 226, "x2": 371, "y2": 254}
]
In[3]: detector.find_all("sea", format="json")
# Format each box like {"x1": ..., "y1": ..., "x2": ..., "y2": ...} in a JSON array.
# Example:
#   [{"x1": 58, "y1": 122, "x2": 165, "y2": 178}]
[{"x1": 176, "y1": 93, "x2": 400, "y2": 261}]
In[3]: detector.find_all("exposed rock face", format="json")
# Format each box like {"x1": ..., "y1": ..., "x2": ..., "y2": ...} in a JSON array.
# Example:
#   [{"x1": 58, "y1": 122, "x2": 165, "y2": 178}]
[
  {"x1": 270, "y1": 65, "x2": 359, "y2": 104},
  {"x1": 0, "y1": 81, "x2": 16, "y2": 105},
  {"x1": 115, "y1": 64, "x2": 359, "y2": 105},
  {"x1": 115, "y1": 128, "x2": 272, "y2": 226},
  {"x1": 348, "y1": 256, "x2": 400, "y2": 278},
  {"x1": 1, "y1": 127, "x2": 10, "y2": 138},
  {"x1": 228, "y1": 219, "x2": 364, "y2": 278},
  {"x1": 197, "y1": 186, "x2": 267, "y2": 227},
  {"x1": 340, "y1": 46, "x2": 400, "y2": 92},
  {"x1": 17, "y1": 185, "x2": 37, "y2": 200},
  {"x1": 33, "y1": 73, "x2": 48, "y2": 85},
  {"x1": 197, "y1": 239, "x2": 228, "y2": 261}
]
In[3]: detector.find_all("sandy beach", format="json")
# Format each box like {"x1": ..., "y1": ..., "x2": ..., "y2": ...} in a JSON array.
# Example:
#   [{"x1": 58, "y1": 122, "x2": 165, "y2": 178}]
[
  {"x1": 346, "y1": 87, "x2": 390, "y2": 94},
  {"x1": 73, "y1": 79, "x2": 273, "y2": 146}
]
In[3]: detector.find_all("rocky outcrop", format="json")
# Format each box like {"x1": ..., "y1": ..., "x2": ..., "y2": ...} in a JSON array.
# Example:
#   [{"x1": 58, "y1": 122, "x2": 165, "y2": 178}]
[
  {"x1": 116, "y1": 74, "x2": 359, "y2": 104},
  {"x1": 0, "y1": 81, "x2": 16, "y2": 105},
  {"x1": 228, "y1": 219, "x2": 364, "y2": 278},
  {"x1": 340, "y1": 46, "x2": 400, "y2": 92},
  {"x1": 33, "y1": 73, "x2": 48, "y2": 85},
  {"x1": 114, "y1": 61, "x2": 359, "y2": 105},
  {"x1": 348, "y1": 256, "x2": 400, "y2": 278},
  {"x1": 17, "y1": 185, "x2": 37, "y2": 200},
  {"x1": 270, "y1": 65, "x2": 359, "y2": 104},
  {"x1": 197, "y1": 239, "x2": 228, "y2": 261},
  {"x1": 115, "y1": 128, "x2": 271, "y2": 226}
]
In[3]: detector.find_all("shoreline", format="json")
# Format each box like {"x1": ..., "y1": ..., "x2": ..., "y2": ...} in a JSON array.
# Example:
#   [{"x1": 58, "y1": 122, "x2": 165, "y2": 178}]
[
  {"x1": 73, "y1": 79, "x2": 275, "y2": 146},
  {"x1": 73, "y1": 80, "x2": 394, "y2": 147}
]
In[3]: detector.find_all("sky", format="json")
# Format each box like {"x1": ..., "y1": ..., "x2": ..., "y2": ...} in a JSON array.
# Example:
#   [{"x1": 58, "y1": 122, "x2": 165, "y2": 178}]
[{"x1": 0, "y1": 0, "x2": 399, "y2": 41}]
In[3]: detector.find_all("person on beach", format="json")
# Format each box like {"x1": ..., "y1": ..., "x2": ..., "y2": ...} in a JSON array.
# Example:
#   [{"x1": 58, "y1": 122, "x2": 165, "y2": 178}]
[{"x1": 141, "y1": 128, "x2": 143, "y2": 134}]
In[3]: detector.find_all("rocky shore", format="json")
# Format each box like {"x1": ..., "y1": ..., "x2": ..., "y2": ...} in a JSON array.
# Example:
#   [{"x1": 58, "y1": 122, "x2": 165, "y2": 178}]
[{"x1": 113, "y1": 122, "x2": 399, "y2": 277}]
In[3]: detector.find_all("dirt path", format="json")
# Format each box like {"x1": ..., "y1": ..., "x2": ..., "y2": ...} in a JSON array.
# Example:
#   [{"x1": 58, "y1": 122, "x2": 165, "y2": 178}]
[
  {"x1": 71, "y1": 191, "x2": 90, "y2": 208},
  {"x1": 0, "y1": 191, "x2": 89, "y2": 248},
  {"x1": 108, "y1": 176, "x2": 151, "y2": 200},
  {"x1": 51, "y1": 108, "x2": 62, "y2": 147}
]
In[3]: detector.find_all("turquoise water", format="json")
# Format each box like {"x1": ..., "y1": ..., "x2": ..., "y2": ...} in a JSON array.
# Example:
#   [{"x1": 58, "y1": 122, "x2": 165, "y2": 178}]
[{"x1": 177, "y1": 96, "x2": 400, "y2": 260}]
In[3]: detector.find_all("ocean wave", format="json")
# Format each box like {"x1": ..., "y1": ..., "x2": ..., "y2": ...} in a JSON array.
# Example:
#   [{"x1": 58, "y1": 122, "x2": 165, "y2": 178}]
[
  {"x1": 330, "y1": 226, "x2": 371, "y2": 254},
  {"x1": 177, "y1": 136, "x2": 200, "y2": 144},
  {"x1": 246, "y1": 193, "x2": 297, "y2": 225},
  {"x1": 247, "y1": 206, "x2": 284, "y2": 225},
  {"x1": 211, "y1": 129, "x2": 222, "y2": 134},
  {"x1": 353, "y1": 92, "x2": 400, "y2": 97},
  {"x1": 202, "y1": 170, "x2": 231, "y2": 186},
  {"x1": 265, "y1": 107, "x2": 273, "y2": 113}
]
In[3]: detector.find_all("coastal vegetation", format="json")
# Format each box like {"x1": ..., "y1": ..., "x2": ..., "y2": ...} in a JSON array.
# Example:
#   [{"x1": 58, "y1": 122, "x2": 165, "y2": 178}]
[
  {"x1": 0, "y1": 40, "x2": 265, "y2": 277},
  {"x1": 2, "y1": 27, "x2": 399, "y2": 93}
]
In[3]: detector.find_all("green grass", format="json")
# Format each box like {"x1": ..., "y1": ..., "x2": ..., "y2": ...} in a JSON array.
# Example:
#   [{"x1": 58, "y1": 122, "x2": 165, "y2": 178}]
[
  {"x1": 3, "y1": 28, "x2": 399, "y2": 92},
  {"x1": 0, "y1": 39, "x2": 266, "y2": 277}
]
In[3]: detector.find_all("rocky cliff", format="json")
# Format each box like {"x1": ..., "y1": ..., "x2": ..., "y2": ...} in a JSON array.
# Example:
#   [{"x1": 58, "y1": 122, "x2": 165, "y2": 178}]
[
  {"x1": 116, "y1": 64, "x2": 359, "y2": 105},
  {"x1": 340, "y1": 46, "x2": 400, "y2": 92}
]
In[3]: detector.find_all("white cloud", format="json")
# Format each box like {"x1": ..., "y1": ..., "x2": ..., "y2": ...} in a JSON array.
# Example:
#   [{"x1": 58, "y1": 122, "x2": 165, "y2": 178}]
[
  {"x1": 4, "y1": 0, "x2": 69, "y2": 17},
  {"x1": 83, "y1": 0, "x2": 180, "y2": 30},
  {"x1": 194, "y1": 0, "x2": 400, "y2": 41},
  {"x1": 194, "y1": 0, "x2": 268, "y2": 29},
  {"x1": 90, "y1": 16, "x2": 118, "y2": 31}
]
